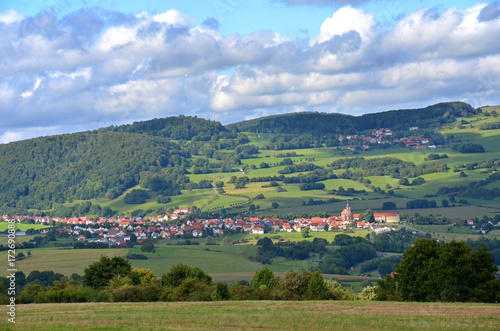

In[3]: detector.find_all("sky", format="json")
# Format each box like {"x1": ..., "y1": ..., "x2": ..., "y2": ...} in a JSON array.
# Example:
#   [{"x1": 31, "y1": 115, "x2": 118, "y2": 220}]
[{"x1": 0, "y1": 0, "x2": 499, "y2": 143}]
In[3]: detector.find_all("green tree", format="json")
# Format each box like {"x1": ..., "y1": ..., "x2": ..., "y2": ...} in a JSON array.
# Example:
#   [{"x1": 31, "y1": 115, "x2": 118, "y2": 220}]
[
  {"x1": 382, "y1": 201, "x2": 396, "y2": 210},
  {"x1": 399, "y1": 178, "x2": 410, "y2": 186},
  {"x1": 275, "y1": 270, "x2": 313, "y2": 300},
  {"x1": 301, "y1": 228, "x2": 310, "y2": 238},
  {"x1": 161, "y1": 264, "x2": 212, "y2": 289},
  {"x1": 83, "y1": 255, "x2": 132, "y2": 289},
  {"x1": 141, "y1": 240, "x2": 155, "y2": 253},
  {"x1": 308, "y1": 270, "x2": 327, "y2": 299},
  {"x1": 251, "y1": 267, "x2": 277, "y2": 289},
  {"x1": 391, "y1": 239, "x2": 500, "y2": 302}
]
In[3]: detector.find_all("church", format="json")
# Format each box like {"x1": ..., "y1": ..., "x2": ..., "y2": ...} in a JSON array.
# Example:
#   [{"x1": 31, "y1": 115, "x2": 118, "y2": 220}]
[
  {"x1": 340, "y1": 200, "x2": 354, "y2": 222},
  {"x1": 339, "y1": 200, "x2": 400, "y2": 223}
]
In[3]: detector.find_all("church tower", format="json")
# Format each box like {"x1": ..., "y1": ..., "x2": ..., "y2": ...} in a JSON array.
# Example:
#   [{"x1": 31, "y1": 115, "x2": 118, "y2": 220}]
[{"x1": 341, "y1": 200, "x2": 354, "y2": 222}]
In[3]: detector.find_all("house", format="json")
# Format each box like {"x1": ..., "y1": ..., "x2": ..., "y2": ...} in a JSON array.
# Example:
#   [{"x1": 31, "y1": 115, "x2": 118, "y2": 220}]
[
  {"x1": 282, "y1": 223, "x2": 292, "y2": 232},
  {"x1": 467, "y1": 220, "x2": 474, "y2": 226},
  {"x1": 409, "y1": 126, "x2": 419, "y2": 131},
  {"x1": 373, "y1": 212, "x2": 400, "y2": 223},
  {"x1": 310, "y1": 222, "x2": 326, "y2": 232},
  {"x1": 347, "y1": 145, "x2": 358, "y2": 151},
  {"x1": 252, "y1": 226, "x2": 264, "y2": 235}
]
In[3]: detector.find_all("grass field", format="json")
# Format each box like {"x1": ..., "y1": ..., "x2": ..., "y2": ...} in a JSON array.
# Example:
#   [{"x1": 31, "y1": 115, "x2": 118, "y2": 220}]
[
  {"x1": 0, "y1": 230, "x2": 372, "y2": 279},
  {"x1": 0, "y1": 248, "x2": 127, "y2": 277},
  {"x1": 2, "y1": 301, "x2": 499, "y2": 331},
  {"x1": 410, "y1": 223, "x2": 500, "y2": 242},
  {"x1": 126, "y1": 244, "x2": 262, "y2": 276},
  {"x1": 0, "y1": 223, "x2": 51, "y2": 232}
]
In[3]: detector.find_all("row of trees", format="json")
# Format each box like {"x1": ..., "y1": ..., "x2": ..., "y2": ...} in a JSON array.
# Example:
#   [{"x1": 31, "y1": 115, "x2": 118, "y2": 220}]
[{"x1": 3, "y1": 237, "x2": 498, "y2": 304}]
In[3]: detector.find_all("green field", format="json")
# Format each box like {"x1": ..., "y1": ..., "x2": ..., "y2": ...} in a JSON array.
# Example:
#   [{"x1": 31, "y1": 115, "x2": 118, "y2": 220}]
[
  {"x1": 0, "y1": 248, "x2": 127, "y2": 277},
  {"x1": 410, "y1": 223, "x2": 500, "y2": 241},
  {"x1": 0, "y1": 223, "x2": 51, "y2": 232},
  {"x1": 0, "y1": 230, "x2": 372, "y2": 279},
  {"x1": 2, "y1": 301, "x2": 499, "y2": 331}
]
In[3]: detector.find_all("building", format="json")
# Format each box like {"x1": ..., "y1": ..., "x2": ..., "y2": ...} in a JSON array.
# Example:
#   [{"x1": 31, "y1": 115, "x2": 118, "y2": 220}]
[
  {"x1": 340, "y1": 200, "x2": 354, "y2": 222},
  {"x1": 373, "y1": 212, "x2": 400, "y2": 223}
]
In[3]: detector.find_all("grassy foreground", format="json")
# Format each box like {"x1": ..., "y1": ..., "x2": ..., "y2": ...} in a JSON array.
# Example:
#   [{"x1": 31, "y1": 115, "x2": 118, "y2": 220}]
[{"x1": 3, "y1": 300, "x2": 499, "y2": 331}]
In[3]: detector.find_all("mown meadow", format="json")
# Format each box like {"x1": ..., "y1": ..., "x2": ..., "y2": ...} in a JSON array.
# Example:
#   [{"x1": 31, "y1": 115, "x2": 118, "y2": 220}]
[{"x1": 2, "y1": 300, "x2": 499, "y2": 331}]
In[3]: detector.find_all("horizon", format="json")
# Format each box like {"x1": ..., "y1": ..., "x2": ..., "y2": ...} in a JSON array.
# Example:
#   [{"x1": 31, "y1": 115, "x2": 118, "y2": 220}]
[
  {"x1": 1, "y1": 0, "x2": 499, "y2": 143},
  {"x1": 0, "y1": 100, "x2": 473, "y2": 144}
]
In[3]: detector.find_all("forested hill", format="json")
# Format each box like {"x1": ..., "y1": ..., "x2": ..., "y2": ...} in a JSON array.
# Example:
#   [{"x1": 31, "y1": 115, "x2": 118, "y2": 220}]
[
  {"x1": 0, "y1": 116, "x2": 235, "y2": 214},
  {"x1": 99, "y1": 115, "x2": 230, "y2": 140},
  {"x1": 229, "y1": 102, "x2": 477, "y2": 134}
]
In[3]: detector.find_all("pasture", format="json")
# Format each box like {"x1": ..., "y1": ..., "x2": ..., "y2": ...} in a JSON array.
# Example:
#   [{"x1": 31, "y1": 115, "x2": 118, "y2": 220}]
[
  {"x1": 0, "y1": 248, "x2": 127, "y2": 277},
  {"x1": 0, "y1": 224, "x2": 50, "y2": 232},
  {"x1": 2, "y1": 301, "x2": 499, "y2": 331}
]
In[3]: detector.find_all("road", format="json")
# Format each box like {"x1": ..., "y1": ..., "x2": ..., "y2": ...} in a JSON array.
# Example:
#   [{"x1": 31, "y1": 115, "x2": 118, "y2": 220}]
[{"x1": 400, "y1": 224, "x2": 450, "y2": 243}]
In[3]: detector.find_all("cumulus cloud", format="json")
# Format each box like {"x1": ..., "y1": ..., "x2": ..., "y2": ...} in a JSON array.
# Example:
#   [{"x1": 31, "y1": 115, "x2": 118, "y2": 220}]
[
  {"x1": 311, "y1": 6, "x2": 376, "y2": 45},
  {"x1": 1, "y1": 4, "x2": 500, "y2": 142}
]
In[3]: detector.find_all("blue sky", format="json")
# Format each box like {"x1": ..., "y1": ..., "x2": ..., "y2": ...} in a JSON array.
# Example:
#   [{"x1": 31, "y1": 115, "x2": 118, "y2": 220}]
[{"x1": 0, "y1": 0, "x2": 499, "y2": 142}]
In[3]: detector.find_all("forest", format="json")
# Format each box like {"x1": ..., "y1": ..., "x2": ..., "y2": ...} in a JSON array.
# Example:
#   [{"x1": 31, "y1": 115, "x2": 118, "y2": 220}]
[{"x1": 231, "y1": 102, "x2": 477, "y2": 134}]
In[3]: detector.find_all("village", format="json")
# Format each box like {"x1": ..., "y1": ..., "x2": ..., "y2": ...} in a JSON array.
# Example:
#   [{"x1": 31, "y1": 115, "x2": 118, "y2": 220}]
[
  {"x1": 340, "y1": 126, "x2": 439, "y2": 152},
  {"x1": 1, "y1": 202, "x2": 402, "y2": 247}
]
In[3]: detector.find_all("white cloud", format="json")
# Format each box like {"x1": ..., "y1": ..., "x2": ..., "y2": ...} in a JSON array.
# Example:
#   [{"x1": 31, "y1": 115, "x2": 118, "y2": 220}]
[
  {"x1": 21, "y1": 78, "x2": 42, "y2": 99},
  {"x1": 0, "y1": 9, "x2": 25, "y2": 24},
  {"x1": 153, "y1": 9, "x2": 194, "y2": 26},
  {"x1": 311, "y1": 6, "x2": 376, "y2": 45}
]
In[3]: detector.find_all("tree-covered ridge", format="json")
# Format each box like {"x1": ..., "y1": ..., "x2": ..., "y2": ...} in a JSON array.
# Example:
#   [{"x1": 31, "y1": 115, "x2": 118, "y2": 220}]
[
  {"x1": 0, "y1": 131, "x2": 189, "y2": 212},
  {"x1": 100, "y1": 115, "x2": 232, "y2": 141},
  {"x1": 231, "y1": 102, "x2": 477, "y2": 134}
]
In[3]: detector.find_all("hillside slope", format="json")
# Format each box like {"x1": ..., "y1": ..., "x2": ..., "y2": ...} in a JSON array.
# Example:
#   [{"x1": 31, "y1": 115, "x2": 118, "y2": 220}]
[{"x1": 229, "y1": 102, "x2": 476, "y2": 134}]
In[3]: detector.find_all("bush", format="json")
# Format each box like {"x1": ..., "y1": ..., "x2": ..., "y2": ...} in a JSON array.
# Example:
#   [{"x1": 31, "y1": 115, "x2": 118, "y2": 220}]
[
  {"x1": 171, "y1": 278, "x2": 215, "y2": 302},
  {"x1": 325, "y1": 279, "x2": 359, "y2": 300},
  {"x1": 382, "y1": 202, "x2": 396, "y2": 210},
  {"x1": 124, "y1": 189, "x2": 150, "y2": 204},
  {"x1": 452, "y1": 143, "x2": 485, "y2": 153},
  {"x1": 275, "y1": 270, "x2": 312, "y2": 300},
  {"x1": 161, "y1": 264, "x2": 212, "y2": 289}
]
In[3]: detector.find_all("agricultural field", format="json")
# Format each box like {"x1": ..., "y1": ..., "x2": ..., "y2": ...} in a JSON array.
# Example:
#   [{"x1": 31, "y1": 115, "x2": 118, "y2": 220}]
[
  {"x1": 0, "y1": 224, "x2": 50, "y2": 232},
  {"x1": 410, "y1": 223, "x2": 500, "y2": 242},
  {"x1": 0, "y1": 248, "x2": 127, "y2": 277},
  {"x1": 0, "y1": 230, "x2": 372, "y2": 280},
  {"x1": 2, "y1": 301, "x2": 499, "y2": 331}
]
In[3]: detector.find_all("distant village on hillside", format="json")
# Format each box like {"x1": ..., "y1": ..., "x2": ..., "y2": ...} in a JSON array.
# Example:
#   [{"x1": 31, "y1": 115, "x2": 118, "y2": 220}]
[
  {"x1": 340, "y1": 126, "x2": 438, "y2": 152},
  {"x1": 2, "y1": 202, "x2": 401, "y2": 247}
]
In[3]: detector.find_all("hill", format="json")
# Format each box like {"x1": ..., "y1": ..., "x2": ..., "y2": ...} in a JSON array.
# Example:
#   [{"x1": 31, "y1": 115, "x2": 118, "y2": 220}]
[
  {"x1": 1, "y1": 101, "x2": 500, "y2": 219},
  {"x1": 0, "y1": 116, "x2": 233, "y2": 215},
  {"x1": 229, "y1": 101, "x2": 477, "y2": 134}
]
